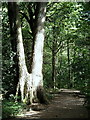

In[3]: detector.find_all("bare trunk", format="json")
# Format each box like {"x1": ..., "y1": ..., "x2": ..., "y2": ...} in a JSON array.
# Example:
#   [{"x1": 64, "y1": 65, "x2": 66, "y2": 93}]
[{"x1": 31, "y1": 2, "x2": 47, "y2": 103}]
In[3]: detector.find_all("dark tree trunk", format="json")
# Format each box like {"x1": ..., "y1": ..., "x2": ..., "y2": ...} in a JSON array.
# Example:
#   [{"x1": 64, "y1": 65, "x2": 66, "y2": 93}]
[
  {"x1": 67, "y1": 39, "x2": 71, "y2": 88},
  {"x1": 8, "y1": 3, "x2": 19, "y2": 95},
  {"x1": 52, "y1": 41, "x2": 56, "y2": 89},
  {"x1": 59, "y1": 49, "x2": 63, "y2": 89},
  {"x1": 51, "y1": 26, "x2": 57, "y2": 89}
]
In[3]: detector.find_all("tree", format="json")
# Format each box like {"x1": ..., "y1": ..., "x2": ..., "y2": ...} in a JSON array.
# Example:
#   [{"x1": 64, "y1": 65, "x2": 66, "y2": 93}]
[
  {"x1": 31, "y1": 2, "x2": 47, "y2": 103},
  {"x1": 19, "y1": 3, "x2": 43, "y2": 73},
  {"x1": 8, "y1": 2, "x2": 47, "y2": 104},
  {"x1": 8, "y1": 2, "x2": 30, "y2": 103},
  {"x1": 8, "y1": 2, "x2": 19, "y2": 95}
]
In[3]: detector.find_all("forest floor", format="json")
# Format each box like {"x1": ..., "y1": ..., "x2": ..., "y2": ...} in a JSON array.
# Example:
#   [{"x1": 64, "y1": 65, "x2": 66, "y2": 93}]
[{"x1": 8, "y1": 89, "x2": 89, "y2": 120}]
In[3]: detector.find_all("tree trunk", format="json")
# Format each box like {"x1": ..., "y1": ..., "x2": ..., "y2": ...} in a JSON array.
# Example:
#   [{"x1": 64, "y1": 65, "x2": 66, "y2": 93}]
[
  {"x1": 22, "y1": 3, "x2": 40, "y2": 73},
  {"x1": 51, "y1": 26, "x2": 57, "y2": 89},
  {"x1": 52, "y1": 41, "x2": 56, "y2": 89},
  {"x1": 67, "y1": 39, "x2": 71, "y2": 88},
  {"x1": 8, "y1": 2, "x2": 19, "y2": 95},
  {"x1": 15, "y1": 3, "x2": 33, "y2": 103},
  {"x1": 8, "y1": 2, "x2": 47, "y2": 104},
  {"x1": 8, "y1": 2, "x2": 32, "y2": 103},
  {"x1": 59, "y1": 49, "x2": 63, "y2": 89},
  {"x1": 31, "y1": 2, "x2": 47, "y2": 104}
]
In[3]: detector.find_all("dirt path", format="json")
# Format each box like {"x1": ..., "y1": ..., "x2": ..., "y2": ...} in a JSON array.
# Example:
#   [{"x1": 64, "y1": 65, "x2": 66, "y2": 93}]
[{"x1": 15, "y1": 89, "x2": 88, "y2": 119}]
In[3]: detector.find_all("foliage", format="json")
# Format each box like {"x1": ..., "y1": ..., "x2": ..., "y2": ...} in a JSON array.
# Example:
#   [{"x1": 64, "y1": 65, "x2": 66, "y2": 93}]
[
  {"x1": 2, "y1": 99, "x2": 26, "y2": 119},
  {"x1": 2, "y1": 3, "x2": 16, "y2": 97}
]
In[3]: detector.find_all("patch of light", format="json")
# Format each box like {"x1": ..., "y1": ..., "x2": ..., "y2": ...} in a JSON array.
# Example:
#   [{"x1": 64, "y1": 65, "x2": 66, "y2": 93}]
[
  {"x1": 42, "y1": 17, "x2": 45, "y2": 23},
  {"x1": 25, "y1": 111, "x2": 40, "y2": 116},
  {"x1": 70, "y1": 27, "x2": 77, "y2": 30}
]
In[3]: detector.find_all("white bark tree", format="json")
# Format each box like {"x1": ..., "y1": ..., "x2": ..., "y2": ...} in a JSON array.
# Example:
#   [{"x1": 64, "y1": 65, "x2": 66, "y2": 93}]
[
  {"x1": 31, "y1": 2, "x2": 47, "y2": 103},
  {"x1": 8, "y1": 2, "x2": 47, "y2": 104},
  {"x1": 8, "y1": 2, "x2": 32, "y2": 103}
]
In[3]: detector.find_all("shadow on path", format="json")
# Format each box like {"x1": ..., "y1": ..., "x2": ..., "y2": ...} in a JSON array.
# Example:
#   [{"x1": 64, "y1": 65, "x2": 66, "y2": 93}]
[{"x1": 2, "y1": 89, "x2": 89, "y2": 120}]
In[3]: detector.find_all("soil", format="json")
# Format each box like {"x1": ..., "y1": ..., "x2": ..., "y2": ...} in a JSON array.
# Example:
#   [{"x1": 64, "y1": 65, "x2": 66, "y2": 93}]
[
  {"x1": 6, "y1": 89, "x2": 89, "y2": 120},
  {"x1": 13, "y1": 89, "x2": 89, "y2": 119}
]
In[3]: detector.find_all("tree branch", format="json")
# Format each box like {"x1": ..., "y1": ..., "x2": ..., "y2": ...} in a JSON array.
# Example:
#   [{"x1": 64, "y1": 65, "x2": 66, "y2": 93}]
[
  {"x1": 28, "y1": 4, "x2": 34, "y2": 34},
  {"x1": 55, "y1": 42, "x2": 63, "y2": 54},
  {"x1": 19, "y1": 11, "x2": 30, "y2": 23},
  {"x1": 46, "y1": 40, "x2": 52, "y2": 50}
]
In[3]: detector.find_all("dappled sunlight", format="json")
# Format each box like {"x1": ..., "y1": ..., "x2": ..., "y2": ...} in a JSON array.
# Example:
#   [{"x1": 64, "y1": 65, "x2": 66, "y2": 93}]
[
  {"x1": 15, "y1": 89, "x2": 88, "y2": 119},
  {"x1": 59, "y1": 88, "x2": 80, "y2": 93},
  {"x1": 16, "y1": 109, "x2": 42, "y2": 119},
  {"x1": 24, "y1": 110, "x2": 41, "y2": 117}
]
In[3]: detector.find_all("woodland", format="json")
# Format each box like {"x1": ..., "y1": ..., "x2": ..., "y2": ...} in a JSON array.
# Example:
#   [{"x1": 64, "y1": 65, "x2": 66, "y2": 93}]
[{"x1": 1, "y1": 1, "x2": 90, "y2": 119}]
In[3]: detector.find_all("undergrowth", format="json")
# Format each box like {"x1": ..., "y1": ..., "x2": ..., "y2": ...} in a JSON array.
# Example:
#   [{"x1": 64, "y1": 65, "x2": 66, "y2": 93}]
[
  {"x1": 2, "y1": 91, "x2": 53, "y2": 119},
  {"x1": 2, "y1": 100, "x2": 26, "y2": 119}
]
